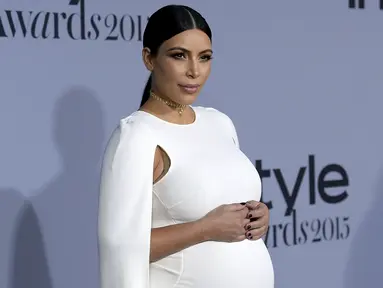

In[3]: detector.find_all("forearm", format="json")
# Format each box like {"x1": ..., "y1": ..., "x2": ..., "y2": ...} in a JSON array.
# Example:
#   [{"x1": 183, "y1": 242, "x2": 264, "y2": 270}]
[{"x1": 150, "y1": 220, "x2": 208, "y2": 263}]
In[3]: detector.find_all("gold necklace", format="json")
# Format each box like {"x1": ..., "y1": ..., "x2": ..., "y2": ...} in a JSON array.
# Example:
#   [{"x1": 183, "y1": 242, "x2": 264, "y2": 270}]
[{"x1": 150, "y1": 90, "x2": 186, "y2": 116}]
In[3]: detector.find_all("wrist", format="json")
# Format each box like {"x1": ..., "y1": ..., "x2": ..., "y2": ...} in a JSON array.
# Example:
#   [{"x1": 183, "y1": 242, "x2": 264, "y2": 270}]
[{"x1": 193, "y1": 218, "x2": 213, "y2": 242}]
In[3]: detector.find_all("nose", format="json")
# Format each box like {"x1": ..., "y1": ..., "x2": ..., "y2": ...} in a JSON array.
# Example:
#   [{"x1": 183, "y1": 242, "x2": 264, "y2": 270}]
[{"x1": 186, "y1": 59, "x2": 200, "y2": 79}]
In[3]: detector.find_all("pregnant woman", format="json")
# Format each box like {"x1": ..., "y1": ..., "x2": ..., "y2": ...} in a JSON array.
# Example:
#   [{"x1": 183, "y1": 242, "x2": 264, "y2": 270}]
[{"x1": 98, "y1": 4, "x2": 274, "y2": 288}]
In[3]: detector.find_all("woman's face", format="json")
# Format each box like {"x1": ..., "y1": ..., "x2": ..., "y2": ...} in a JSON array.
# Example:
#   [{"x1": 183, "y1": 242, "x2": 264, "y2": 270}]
[{"x1": 143, "y1": 29, "x2": 213, "y2": 105}]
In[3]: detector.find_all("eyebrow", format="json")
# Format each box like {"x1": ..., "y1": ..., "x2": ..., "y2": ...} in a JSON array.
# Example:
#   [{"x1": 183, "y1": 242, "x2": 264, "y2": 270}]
[{"x1": 166, "y1": 46, "x2": 213, "y2": 54}]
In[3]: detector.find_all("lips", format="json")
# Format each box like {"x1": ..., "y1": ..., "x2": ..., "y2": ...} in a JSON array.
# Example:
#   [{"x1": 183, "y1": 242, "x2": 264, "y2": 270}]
[{"x1": 179, "y1": 84, "x2": 200, "y2": 94}]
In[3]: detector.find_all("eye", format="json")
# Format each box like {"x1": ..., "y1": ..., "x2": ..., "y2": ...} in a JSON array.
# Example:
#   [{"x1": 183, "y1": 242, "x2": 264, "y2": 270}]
[
  {"x1": 171, "y1": 53, "x2": 186, "y2": 59},
  {"x1": 200, "y1": 54, "x2": 213, "y2": 61}
]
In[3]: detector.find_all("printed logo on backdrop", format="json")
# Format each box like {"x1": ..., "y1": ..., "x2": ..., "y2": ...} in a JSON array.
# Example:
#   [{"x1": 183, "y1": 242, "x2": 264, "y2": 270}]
[
  {"x1": 0, "y1": 0, "x2": 149, "y2": 41},
  {"x1": 256, "y1": 155, "x2": 350, "y2": 249},
  {"x1": 348, "y1": 0, "x2": 383, "y2": 9}
]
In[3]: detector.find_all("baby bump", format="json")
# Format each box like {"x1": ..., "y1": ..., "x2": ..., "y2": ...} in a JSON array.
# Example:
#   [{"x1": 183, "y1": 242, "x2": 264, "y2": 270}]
[{"x1": 151, "y1": 239, "x2": 274, "y2": 288}]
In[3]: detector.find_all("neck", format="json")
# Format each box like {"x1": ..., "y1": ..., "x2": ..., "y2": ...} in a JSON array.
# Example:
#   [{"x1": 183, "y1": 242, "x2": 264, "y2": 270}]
[
  {"x1": 140, "y1": 92, "x2": 196, "y2": 125},
  {"x1": 150, "y1": 90, "x2": 186, "y2": 116}
]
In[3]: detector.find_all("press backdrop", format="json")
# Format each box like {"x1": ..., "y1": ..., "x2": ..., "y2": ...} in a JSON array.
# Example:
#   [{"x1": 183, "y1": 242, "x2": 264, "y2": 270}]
[{"x1": 1, "y1": 0, "x2": 382, "y2": 287}]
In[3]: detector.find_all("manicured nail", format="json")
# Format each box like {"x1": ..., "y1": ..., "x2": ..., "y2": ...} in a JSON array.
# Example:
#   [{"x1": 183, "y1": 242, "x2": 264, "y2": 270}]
[
  {"x1": 247, "y1": 232, "x2": 252, "y2": 237},
  {"x1": 248, "y1": 214, "x2": 252, "y2": 218},
  {"x1": 246, "y1": 225, "x2": 251, "y2": 230}
]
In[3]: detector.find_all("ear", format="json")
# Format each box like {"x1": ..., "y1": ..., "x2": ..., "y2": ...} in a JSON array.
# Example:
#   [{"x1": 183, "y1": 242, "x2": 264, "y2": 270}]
[{"x1": 142, "y1": 47, "x2": 154, "y2": 71}]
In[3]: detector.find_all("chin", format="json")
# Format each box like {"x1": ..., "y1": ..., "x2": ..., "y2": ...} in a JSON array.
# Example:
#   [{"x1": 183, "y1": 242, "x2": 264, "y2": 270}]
[{"x1": 180, "y1": 93, "x2": 199, "y2": 105}]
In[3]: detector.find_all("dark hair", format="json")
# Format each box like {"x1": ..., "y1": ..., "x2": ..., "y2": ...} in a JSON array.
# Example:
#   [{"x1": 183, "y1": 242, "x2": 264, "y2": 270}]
[{"x1": 139, "y1": 5, "x2": 212, "y2": 107}]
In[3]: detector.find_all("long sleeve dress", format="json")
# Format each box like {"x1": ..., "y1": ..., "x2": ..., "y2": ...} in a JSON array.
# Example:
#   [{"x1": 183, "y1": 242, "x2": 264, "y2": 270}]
[{"x1": 98, "y1": 106, "x2": 274, "y2": 288}]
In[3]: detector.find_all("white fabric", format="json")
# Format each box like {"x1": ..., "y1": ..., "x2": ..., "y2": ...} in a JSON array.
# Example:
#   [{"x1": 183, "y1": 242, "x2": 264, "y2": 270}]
[{"x1": 98, "y1": 106, "x2": 274, "y2": 288}]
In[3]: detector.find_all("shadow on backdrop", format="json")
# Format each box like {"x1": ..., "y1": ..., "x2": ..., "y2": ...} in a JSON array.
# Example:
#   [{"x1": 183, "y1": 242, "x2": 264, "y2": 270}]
[
  {"x1": 8, "y1": 198, "x2": 53, "y2": 288},
  {"x1": 30, "y1": 87, "x2": 105, "y2": 288},
  {"x1": 344, "y1": 165, "x2": 383, "y2": 288},
  {"x1": 0, "y1": 188, "x2": 51, "y2": 288}
]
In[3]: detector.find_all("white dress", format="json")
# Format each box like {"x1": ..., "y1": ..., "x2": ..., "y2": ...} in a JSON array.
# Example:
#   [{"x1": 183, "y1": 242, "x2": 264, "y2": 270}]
[{"x1": 98, "y1": 106, "x2": 274, "y2": 288}]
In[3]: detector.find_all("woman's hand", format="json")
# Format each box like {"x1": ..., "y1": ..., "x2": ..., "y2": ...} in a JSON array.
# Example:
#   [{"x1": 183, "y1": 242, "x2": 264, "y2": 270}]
[
  {"x1": 199, "y1": 203, "x2": 251, "y2": 243},
  {"x1": 243, "y1": 201, "x2": 269, "y2": 240}
]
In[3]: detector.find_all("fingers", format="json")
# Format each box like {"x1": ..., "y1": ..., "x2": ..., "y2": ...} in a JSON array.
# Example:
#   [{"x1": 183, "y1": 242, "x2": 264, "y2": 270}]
[
  {"x1": 247, "y1": 203, "x2": 268, "y2": 219},
  {"x1": 242, "y1": 218, "x2": 251, "y2": 227},
  {"x1": 244, "y1": 225, "x2": 268, "y2": 240},
  {"x1": 245, "y1": 200, "x2": 261, "y2": 210},
  {"x1": 245, "y1": 216, "x2": 268, "y2": 230},
  {"x1": 227, "y1": 203, "x2": 248, "y2": 212},
  {"x1": 244, "y1": 214, "x2": 268, "y2": 240},
  {"x1": 246, "y1": 208, "x2": 265, "y2": 219}
]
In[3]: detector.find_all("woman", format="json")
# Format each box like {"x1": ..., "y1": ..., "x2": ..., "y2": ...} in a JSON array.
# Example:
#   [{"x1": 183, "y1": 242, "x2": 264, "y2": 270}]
[{"x1": 98, "y1": 4, "x2": 274, "y2": 288}]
